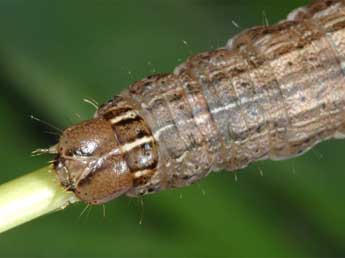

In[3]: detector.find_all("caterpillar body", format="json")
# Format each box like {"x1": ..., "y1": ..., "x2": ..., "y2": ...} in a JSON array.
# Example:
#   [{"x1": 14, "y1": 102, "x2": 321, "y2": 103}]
[{"x1": 53, "y1": 0, "x2": 345, "y2": 204}]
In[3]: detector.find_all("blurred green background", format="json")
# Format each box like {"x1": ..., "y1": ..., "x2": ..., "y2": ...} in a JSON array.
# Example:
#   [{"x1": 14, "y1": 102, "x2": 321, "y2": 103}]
[{"x1": 1, "y1": 0, "x2": 345, "y2": 257}]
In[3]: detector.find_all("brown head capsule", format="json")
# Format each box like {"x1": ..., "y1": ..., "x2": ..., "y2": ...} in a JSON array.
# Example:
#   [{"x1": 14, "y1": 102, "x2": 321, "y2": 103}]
[
  {"x1": 53, "y1": 96, "x2": 159, "y2": 204},
  {"x1": 53, "y1": 0, "x2": 345, "y2": 204}
]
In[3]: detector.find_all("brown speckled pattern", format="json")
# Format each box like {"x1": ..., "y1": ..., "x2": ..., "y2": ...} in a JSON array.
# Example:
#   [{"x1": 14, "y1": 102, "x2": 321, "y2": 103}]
[{"x1": 54, "y1": 0, "x2": 345, "y2": 204}]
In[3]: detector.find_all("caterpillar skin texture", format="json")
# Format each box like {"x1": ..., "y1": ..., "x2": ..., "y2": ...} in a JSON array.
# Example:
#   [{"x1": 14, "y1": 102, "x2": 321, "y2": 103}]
[{"x1": 54, "y1": 0, "x2": 345, "y2": 204}]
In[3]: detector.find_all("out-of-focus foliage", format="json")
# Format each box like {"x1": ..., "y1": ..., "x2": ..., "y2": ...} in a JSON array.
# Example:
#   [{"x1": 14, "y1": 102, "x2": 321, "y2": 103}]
[{"x1": 0, "y1": 0, "x2": 344, "y2": 256}]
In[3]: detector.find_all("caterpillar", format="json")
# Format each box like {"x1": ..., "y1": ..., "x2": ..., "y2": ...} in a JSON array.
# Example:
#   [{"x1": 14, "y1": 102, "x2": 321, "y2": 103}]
[{"x1": 49, "y1": 0, "x2": 345, "y2": 204}]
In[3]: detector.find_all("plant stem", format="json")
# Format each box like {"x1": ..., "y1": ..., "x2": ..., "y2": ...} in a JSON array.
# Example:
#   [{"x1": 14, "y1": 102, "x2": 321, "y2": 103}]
[{"x1": 0, "y1": 165, "x2": 79, "y2": 234}]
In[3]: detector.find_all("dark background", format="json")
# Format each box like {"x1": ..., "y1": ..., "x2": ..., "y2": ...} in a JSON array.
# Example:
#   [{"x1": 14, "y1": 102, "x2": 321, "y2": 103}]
[{"x1": 1, "y1": 0, "x2": 345, "y2": 257}]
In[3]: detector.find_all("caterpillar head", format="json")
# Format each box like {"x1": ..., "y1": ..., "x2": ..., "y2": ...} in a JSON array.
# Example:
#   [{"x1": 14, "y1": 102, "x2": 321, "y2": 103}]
[{"x1": 53, "y1": 118, "x2": 133, "y2": 205}]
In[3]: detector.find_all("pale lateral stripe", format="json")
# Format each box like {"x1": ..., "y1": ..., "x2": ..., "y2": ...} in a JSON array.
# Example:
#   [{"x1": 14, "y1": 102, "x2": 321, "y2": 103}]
[
  {"x1": 121, "y1": 136, "x2": 154, "y2": 152},
  {"x1": 153, "y1": 124, "x2": 174, "y2": 139},
  {"x1": 133, "y1": 169, "x2": 153, "y2": 178},
  {"x1": 109, "y1": 111, "x2": 138, "y2": 124}
]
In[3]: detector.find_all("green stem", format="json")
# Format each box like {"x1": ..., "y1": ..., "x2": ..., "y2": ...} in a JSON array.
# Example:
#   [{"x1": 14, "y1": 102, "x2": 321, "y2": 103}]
[{"x1": 0, "y1": 165, "x2": 79, "y2": 234}]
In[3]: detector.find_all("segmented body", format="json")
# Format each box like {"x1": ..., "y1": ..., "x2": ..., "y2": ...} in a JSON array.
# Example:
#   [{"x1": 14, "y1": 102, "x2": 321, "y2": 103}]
[{"x1": 54, "y1": 0, "x2": 345, "y2": 204}]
